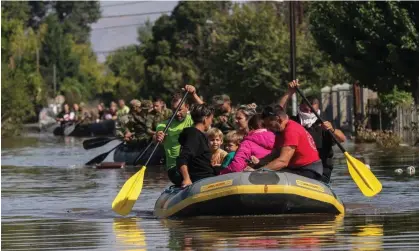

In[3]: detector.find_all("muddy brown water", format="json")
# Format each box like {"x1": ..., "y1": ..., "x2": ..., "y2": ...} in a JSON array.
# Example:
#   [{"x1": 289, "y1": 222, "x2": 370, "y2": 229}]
[{"x1": 2, "y1": 134, "x2": 419, "y2": 250}]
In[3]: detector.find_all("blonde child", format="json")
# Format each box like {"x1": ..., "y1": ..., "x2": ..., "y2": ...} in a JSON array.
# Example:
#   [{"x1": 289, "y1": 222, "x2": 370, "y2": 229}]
[
  {"x1": 220, "y1": 130, "x2": 244, "y2": 169},
  {"x1": 207, "y1": 128, "x2": 227, "y2": 167}
]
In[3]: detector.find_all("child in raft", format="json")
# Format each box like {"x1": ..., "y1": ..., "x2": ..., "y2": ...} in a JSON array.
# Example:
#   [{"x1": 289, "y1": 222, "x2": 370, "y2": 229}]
[
  {"x1": 219, "y1": 130, "x2": 244, "y2": 170},
  {"x1": 219, "y1": 114, "x2": 275, "y2": 174},
  {"x1": 207, "y1": 128, "x2": 228, "y2": 167}
]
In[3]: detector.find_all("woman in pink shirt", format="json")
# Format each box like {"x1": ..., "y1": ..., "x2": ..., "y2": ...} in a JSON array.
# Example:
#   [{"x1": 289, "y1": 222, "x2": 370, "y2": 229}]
[{"x1": 220, "y1": 114, "x2": 275, "y2": 174}]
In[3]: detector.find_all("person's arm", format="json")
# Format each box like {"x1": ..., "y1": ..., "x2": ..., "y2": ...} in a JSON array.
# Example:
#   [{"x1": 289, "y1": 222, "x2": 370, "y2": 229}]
[
  {"x1": 253, "y1": 148, "x2": 281, "y2": 169},
  {"x1": 278, "y1": 80, "x2": 299, "y2": 109},
  {"x1": 154, "y1": 123, "x2": 167, "y2": 143},
  {"x1": 322, "y1": 121, "x2": 346, "y2": 143},
  {"x1": 179, "y1": 165, "x2": 192, "y2": 187},
  {"x1": 176, "y1": 130, "x2": 199, "y2": 185},
  {"x1": 219, "y1": 141, "x2": 251, "y2": 174},
  {"x1": 264, "y1": 146, "x2": 296, "y2": 171},
  {"x1": 145, "y1": 115, "x2": 156, "y2": 136},
  {"x1": 184, "y1": 85, "x2": 204, "y2": 104}
]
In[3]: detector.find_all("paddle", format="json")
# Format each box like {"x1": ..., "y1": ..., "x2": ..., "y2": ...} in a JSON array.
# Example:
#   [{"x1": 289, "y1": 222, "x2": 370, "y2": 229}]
[
  {"x1": 85, "y1": 142, "x2": 124, "y2": 166},
  {"x1": 83, "y1": 137, "x2": 118, "y2": 150},
  {"x1": 112, "y1": 91, "x2": 189, "y2": 216},
  {"x1": 295, "y1": 87, "x2": 382, "y2": 197},
  {"x1": 64, "y1": 120, "x2": 82, "y2": 136}
]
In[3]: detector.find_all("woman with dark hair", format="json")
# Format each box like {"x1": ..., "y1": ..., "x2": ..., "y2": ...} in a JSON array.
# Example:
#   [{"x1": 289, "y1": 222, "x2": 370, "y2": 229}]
[
  {"x1": 235, "y1": 103, "x2": 257, "y2": 134},
  {"x1": 168, "y1": 103, "x2": 216, "y2": 187}
]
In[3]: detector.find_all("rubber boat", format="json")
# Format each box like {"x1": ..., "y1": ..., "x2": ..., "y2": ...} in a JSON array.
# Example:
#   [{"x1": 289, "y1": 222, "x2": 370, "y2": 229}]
[
  {"x1": 154, "y1": 170, "x2": 344, "y2": 218},
  {"x1": 113, "y1": 143, "x2": 165, "y2": 166},
  {"x1": 53, "y1": 120, "x2": 115, "y2": 137}
]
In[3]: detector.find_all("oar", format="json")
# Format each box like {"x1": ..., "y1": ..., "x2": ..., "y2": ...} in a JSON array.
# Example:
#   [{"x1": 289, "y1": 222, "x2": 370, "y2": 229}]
[
  {"x1": 64, "y1": 120, "x2": 82, "y2": 136},
  {"x1": 85, "y1": 142, "x2": 124, "y2": 166},
  {"x1": 83, "y1": 137, "x2": 118, "y2": 150},
  {"x1": 295, "y1": 87, "x2": 382, "y2": 197},
  {"x1": 112, "y1": 91, "x2": 189, "y2": 216}
]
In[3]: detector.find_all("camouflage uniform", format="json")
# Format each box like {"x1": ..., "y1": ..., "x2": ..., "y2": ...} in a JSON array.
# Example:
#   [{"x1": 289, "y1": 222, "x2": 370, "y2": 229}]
[
  {"x1": 150, "y1": 108, "x2": 173, "y2": 132},
  {"x1": 212, "y1": 94, "x2": 237, "y2": 134},
  {"x1": 116, "y1": 100, "x2": 154, "y2": 143},
  {"x1": 212, "y1": 109, "x2": 237, "y2": 135}
]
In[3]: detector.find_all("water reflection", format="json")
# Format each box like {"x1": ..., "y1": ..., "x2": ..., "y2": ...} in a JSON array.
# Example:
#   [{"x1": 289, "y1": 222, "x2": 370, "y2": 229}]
[
  {"x1": 161, "y1": 215, "x2": 345, "y2": 250},
  {"x1": 113, "y1": 218, "x2": 147, "y2": 251},
  {"x1": 1, "y1": 219, "x2": 103, "y2": 250},
  {"x1": 1, "y1": 135, "x2": 419, "y2": 250}
]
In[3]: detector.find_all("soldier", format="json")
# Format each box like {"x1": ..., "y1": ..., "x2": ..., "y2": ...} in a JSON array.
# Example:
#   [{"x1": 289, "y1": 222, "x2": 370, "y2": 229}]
[
  {"x1": 149, "y1": 97, "x2": 173, "y2": 136},
  {"x1": 212, "y1": 94, "x2": 237, "y2": 135},
  {"x1": 116, "y1": 99, "x2": 154, "y2": 148},
  {"x1": 117, "y1": 99, "x2": 130, "y2": 119}
]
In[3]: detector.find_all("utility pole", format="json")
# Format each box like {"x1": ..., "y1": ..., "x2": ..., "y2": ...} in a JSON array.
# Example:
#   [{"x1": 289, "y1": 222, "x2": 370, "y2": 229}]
[
  {"x1": 289, "y1": 1, "x2": 297, "y2": 116},
  {"x1": 53, "y1": 64, "x2": 57, "y2": 97}
]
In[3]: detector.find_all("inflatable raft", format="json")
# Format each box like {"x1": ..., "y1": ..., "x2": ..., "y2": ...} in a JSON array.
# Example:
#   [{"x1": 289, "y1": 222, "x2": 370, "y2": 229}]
[
  {"x1": 113, "y1": 142, "x2": 165, "y2": 166},
  {"x1": 53, "y1": 120, "x2": 115, "y2": 137},
  {"x1": 154, "y1": 170, "x2": 344, "y2": 218}
]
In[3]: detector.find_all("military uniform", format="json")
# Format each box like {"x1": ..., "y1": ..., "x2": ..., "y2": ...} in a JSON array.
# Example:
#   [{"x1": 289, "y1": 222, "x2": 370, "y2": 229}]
[
  {"x1": 213, "y1": 109, "x2": 237, "y2": 135},
  {"x1": 212, "y1": 94, "x2": 237, "y2": 134},
  {"x1": 150, "y1": 108, "x2": 173, "y2": 132},
  {"x1": 116, "y1": 100, "x2": 154, "y2": 144}
]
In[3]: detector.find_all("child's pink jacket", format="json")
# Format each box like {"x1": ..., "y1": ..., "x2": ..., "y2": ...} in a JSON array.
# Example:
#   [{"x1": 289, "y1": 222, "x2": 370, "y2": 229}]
[{"x1": 220, "y1": 129, "x2": 275, "y2": 174}]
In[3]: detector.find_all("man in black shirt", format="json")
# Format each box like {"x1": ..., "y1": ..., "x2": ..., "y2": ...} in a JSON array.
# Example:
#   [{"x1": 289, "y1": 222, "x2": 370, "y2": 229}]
[
  {"x1": 168, "y1": 103, "x2": 216, "y2": 187},
  {"x1": 278, "y1": 80, "x2": 346, "y2": 183}
]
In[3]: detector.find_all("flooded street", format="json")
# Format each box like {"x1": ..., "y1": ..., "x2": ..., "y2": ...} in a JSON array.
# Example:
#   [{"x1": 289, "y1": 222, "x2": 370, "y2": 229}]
[{"x1": 2, "y1": 134, "x2": 419, "y2": 250}]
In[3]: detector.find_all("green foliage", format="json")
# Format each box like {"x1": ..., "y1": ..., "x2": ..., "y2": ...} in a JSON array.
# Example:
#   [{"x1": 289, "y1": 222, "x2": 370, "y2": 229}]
[
  {"x1": 1, "y1": 1, "x2": 104, "y2": 136},
  {"x1": 379, "y1": 86, "x2": 414, "y2": 120},
  {"x1": 309, "y1": 1, "x2": 419, "y2": 103}
]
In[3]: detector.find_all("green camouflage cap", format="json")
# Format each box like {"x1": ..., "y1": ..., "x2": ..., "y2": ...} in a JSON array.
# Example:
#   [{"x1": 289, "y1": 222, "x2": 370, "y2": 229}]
[{"x1": 141, "y1": 100, "x2": 153, "y2": 109}]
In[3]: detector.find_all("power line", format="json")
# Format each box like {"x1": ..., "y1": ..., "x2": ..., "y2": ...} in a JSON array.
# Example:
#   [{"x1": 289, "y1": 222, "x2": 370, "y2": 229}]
[
  {"x1": 91, "y1": 22, "x2": 146, "y2": 31},
  {"x1": 101, "y1": 1, "x2": 151, "y2": 8},
  {"x1": 101, "y1": 10, "x2": 172, "y2": 19}
]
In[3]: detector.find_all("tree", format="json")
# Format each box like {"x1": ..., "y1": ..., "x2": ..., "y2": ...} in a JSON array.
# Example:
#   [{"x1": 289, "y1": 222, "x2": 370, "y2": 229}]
[
  {"x1": 143, "y1": 1, "x2": 232, "y2": 97},
  {"x1": 105, "y1": 45, "x2": 146, "y2": 101},
  {"x1": 53, "y1": 1, "x2": 101, "y2": 43},
  {"x1": 310, "y1": 1, "x2": 419, "y2": 103},
  {"x1": 1, "y1": 5, "x2": 47, "y2": 135}
]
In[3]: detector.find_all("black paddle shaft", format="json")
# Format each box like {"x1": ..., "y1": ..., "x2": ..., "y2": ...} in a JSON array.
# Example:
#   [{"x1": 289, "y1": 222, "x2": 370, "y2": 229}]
[
  {"x1": 138, "y1": 92, "x2": 189, "y2": 167},
  {"x1": 295, "y1": 87, "x2": 346, "y2": 153}
]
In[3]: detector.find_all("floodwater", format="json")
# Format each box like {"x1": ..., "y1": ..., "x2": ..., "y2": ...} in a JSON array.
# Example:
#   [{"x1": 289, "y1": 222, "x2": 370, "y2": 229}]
[{"x1": 2, "y1": 134, "x2": 419, "y2": 250}]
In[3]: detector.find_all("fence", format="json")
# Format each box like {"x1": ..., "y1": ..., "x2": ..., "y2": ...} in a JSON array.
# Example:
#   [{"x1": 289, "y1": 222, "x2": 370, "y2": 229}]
[
  {"x1": 394, "y1": 105, "x2": 419, "y2": 145},
  {"x1": 320, "y1": 83, "x2": 378, "y2": 134}
]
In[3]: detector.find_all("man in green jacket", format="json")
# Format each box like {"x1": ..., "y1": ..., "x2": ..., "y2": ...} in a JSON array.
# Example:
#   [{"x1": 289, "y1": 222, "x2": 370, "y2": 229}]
[{"x1": 155, "y1": 85, "x2": 204, "y2": 170}]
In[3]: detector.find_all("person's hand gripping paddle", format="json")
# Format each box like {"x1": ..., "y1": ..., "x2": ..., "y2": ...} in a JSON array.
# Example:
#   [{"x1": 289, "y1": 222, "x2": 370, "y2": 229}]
[
  {"x1": 295, "y1": 87, "x2": 382, "y2": 197},
  {"x1": 112, "y1": 92, "x2": 189, "y2": 215}
]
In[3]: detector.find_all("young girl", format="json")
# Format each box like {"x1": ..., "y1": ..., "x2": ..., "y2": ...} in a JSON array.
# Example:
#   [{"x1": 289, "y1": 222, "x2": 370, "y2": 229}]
[
  {"x1": 206, "y1": 128, "x2": 227, "y2": 167},
  {"x1": 219, "y1": 114, "x2": 275, "y2": 174},
  {"x1": 220, "y1": 130, "x2": 244, "y2": 170}
]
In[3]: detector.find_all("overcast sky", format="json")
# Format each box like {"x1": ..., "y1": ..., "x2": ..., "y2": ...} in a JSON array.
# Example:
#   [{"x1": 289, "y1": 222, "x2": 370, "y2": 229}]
[{"x1": 90, "y1": 1, "x2": 179, "y2": 62}]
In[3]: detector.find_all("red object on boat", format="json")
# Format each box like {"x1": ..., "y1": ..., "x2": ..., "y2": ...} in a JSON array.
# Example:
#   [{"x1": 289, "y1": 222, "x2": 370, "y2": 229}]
[{"x1": 95, "y1": 162, "x2": 125, "y2": 169}]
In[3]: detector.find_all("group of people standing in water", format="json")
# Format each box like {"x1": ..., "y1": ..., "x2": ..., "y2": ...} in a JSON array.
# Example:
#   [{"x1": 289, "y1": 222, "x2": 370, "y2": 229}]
[{"x1": 149, "y1": 80, "x2": 346, "y2": 188}]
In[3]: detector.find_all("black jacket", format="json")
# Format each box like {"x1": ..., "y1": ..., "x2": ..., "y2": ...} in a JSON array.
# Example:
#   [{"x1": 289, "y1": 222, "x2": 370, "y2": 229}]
[
  {"x1": 176, "y1": 127, "x2": 215, "y2": 182},
  {"x1": 290, "y1": 115, "x2": 335, "y2": 173}
]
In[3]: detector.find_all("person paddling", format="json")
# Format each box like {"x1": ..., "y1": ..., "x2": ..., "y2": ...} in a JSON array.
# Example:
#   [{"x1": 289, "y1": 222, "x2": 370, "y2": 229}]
[
  {"x1": 168, "y1": 103, "x2": 216, "y2": 187},
  {"x1": 261, "y1": 107, "x2": 323, "y2": 181},
  {"x1": 154, "y1": 85, "x2": 204, "y2": 170},
  {"x1": 278, "y1": 80, "x2": 346, "y2": 183}
]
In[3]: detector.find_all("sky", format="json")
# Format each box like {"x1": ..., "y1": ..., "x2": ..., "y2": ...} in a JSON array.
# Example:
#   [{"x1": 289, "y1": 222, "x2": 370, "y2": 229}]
[{"x1": 90, "y1": 1, "x2": 179, "y2": 62}]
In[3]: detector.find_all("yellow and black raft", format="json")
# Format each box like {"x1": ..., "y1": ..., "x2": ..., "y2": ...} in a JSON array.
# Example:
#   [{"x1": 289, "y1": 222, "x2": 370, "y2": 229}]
[{"x1": 154, "y1": 170, "x2": 345, "y2": 218}]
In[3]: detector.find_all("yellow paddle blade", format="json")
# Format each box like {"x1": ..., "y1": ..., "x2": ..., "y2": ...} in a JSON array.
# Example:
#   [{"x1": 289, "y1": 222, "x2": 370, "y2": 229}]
[
  {"x1": 112, "y1": 166, "x2": 146, "y2": 216},
  {"x1": 344, "y1": 152, "x2": 382, "y2": 197}
]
